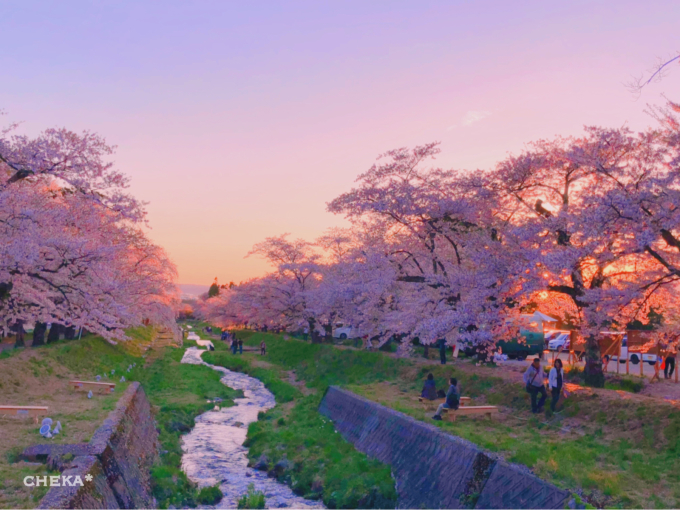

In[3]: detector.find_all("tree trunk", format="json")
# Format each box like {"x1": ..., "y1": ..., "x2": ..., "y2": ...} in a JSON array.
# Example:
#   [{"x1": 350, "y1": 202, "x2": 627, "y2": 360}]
[
  {"x1": 64, "y1": 326, "x2": 76, "y2": 340},
  {"x1": 423, "y1": 344, "x2": 429, "y2": 359},
  {"x1": 14, "y1": 320, "x2": 25, "y2": 348},
  {"x1": 323, "y1": 323, "x2": 333, "y2": 343},
  {"x1": 584, "y1": 333, "x2": 605, "y2": 387},
  {"x1": 32, "y1": 322, "x2": 47, "y2": 346},
  {"x1": 47, "y1": 323, "x2": 62, "y2": 343}
]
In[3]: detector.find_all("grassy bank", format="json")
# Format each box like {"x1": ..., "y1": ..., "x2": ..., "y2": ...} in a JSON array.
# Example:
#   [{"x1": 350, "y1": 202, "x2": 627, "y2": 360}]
[
  {"x1": 0, "y1": 330, "x2": 239, "y2": 509},
  {"x1": 215, "y1": 331, "x2": 680, "y2": 509},
  {"x1": 203, "y1": 350, "x2": 398, "y2": 509}
]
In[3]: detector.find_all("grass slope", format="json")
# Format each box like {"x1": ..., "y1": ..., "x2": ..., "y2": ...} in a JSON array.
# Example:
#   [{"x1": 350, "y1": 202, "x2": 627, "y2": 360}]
[
  {"x1": 217, "y1": 331, "x2": 680, "y2": 509},
  {"x1": 203, "y1": 348, "x2": 398, "y2": 509},
  {"x1": 0, "y1": 331, "x2": 238, "y2": 509}
]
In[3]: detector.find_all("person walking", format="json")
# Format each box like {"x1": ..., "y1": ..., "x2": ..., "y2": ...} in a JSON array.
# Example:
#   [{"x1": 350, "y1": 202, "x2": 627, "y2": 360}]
[
  {"x1": 260, "y1": 340, "x2": 266, "y2": 355},
  {"x1": 437, "y1": 338, "x2": 447, "y2": 365},
  {"x1": 433, "y1": 377, "x2": 459, "y2": 420},
  {"x1": 231, "y1": 335, "x2": 238, "y2": 354},
  {"x1": 238, "y1": 338, "x2": 243, "y2": 354},
  {"x1": 665, "y1": 342, "x2": 677, "y2": 380},
  {"x1": 523, "y1": 357, "x2": 547, "y2": 413},
  {"x1": 548, "y1": 358, "x2": 565, "y2": 412}
]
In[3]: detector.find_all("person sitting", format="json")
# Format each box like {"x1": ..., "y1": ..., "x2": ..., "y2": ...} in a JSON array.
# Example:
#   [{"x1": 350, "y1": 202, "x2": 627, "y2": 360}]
[
  {"x1": 433, "y1": 377, "x2": 459, "y2": 420},
  {"x1": 421, "y1": 373, "x2": 437, "y2": 400}
]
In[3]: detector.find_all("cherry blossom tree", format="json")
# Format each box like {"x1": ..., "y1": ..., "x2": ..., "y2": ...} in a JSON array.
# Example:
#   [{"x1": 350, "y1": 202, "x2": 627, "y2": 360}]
[
  {"x1": 243, "y1": 234, "x2": 324, "y2": 338},
  {"x1": 0, "y1": 119, "x2": 178, "y2": 343},
  {"x1": 485, "y1": 113, "x2": 680, "y2": 385},
  {"x1": 328, "y1": 144, "x2": 529, "y2": 356}
]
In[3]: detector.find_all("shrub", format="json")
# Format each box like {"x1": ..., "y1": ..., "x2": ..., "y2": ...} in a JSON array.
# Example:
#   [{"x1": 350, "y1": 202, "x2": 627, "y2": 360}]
[
  {"x1": 237, "y1": 484, "x2": 266, "y2": 509},
  {"x1": 197, "y1": 484, "x2": 223, "y2": 505}
]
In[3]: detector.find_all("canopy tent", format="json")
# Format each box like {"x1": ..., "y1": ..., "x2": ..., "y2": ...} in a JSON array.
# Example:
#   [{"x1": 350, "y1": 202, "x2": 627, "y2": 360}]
[{"x1": 519, "y1": 311, "x2": 558, "y2": 332}]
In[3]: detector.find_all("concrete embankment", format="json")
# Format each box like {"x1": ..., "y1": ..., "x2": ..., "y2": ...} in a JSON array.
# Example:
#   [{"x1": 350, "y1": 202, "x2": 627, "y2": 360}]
[
  {"x1": 319, "y1": 386, "x2": 570, "y2": 509},
  {"x1": 23, "y1": 382, "x2": 159, "y2": 509}
]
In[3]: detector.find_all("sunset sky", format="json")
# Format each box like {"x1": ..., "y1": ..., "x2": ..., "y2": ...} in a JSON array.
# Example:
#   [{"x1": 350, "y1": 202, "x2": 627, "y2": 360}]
[{"x1": 1, "y1": 1, "x2": 679, "y2": 286}]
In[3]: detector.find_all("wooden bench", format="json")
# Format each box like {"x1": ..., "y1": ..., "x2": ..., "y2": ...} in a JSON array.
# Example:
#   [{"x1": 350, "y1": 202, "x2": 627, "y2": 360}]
[
  {"x1": 0, "y1": 405, "x2": 49, "y2": 424},
  {"x1": 69, "y1": 381, "x2": 116, "y2": 394},
  {"x1": 418, "y1": 397, "x2": 470, "y2": 409},
  {"x1": 441, "y1": 405, "x2": 498, "y2": 422}
]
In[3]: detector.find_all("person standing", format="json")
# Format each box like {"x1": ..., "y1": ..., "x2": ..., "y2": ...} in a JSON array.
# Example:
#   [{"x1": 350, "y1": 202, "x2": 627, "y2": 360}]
[
  {"x1": 437, "y1": 338, "x2": 447, "y2": 365},
  {"x1": 665, "y1": 342, "x2": 677, "y2": 380},
  {"x1": 238, "y1": 338, "x2": 243, "y2": 354},
  {"x1": 523, "y1": 358, "x2": 547, "y2": 413},
  {"x1": 260, "y1": 340, "x2": 266, "y2": 355},
  {"x1": 548, "y1": 358, "x2": 565, "y2": 412},
  {"x1": 231, "y1": 335, "x2": 238, "y2": 354}
]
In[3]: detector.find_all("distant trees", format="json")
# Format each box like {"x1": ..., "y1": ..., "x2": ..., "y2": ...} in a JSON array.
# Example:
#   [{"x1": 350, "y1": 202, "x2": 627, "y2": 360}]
[
  {"x1": 199, "y1": 100, "x2": 680, "y2": 387},
  {"x1": 209, "y1": 278, "x2": 220, "y2": 298},
  {"x1": 0, "y1": 119, "x2": 178, "y2": 343}
]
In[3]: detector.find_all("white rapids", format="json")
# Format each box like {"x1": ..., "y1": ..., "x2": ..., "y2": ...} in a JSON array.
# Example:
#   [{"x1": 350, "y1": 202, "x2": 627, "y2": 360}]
[{"x1": 180, "y1": 347, "x2": 324, "y2": 509}]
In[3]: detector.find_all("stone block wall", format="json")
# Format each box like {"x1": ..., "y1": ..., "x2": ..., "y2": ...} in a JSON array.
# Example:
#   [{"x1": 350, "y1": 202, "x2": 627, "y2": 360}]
[
  {"x1": 318, "y1": 386, "x2": 569, "y2": 509},
  {"x1": 28, "y1": 382, "x2": 159, "y2": 509}
]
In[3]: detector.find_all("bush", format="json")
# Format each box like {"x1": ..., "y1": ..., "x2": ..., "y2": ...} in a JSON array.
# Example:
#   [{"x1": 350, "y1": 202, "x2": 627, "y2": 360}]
[
  {"x1": 197, "y1": 484, "x2": 223, "y2": 505},
  {"x1": 237, "y1": 484, "x2": 266, "y2": 509}
]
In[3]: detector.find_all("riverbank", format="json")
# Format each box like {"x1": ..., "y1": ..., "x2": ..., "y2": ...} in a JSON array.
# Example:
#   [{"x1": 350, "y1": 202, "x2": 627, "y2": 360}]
[
  {"x1": 203, "y1": 345, "x2": 398, "y2": 509},
  {"x1": 213, "y1": 330, "x2": 680, "y2": 509},
  {"x1": 181, "y1": 347, "x2": 327, "y2": 508},
  {"x1": 0, "y1": 329, "x2": 240, "y2": 509}
]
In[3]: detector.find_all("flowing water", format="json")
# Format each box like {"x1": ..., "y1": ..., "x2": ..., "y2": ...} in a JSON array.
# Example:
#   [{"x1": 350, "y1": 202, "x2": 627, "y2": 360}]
[{"x1": 180, "y1": 347, "x2": 324, "y2": 509}]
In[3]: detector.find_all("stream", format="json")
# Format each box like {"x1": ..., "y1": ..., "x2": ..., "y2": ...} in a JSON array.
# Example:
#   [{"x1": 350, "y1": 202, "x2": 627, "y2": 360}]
[{"x1": 180, "y1": 347, "x2": 325, "y2": 509}]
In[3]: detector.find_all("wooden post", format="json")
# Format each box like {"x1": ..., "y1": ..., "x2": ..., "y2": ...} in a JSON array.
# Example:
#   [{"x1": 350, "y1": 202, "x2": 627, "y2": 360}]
[
  {"x1": 616, "y1": 337, "x2": 620, "y2": 375},
  {"x1": 640, "y1": 355, "x2": 644, "y2": 378}
]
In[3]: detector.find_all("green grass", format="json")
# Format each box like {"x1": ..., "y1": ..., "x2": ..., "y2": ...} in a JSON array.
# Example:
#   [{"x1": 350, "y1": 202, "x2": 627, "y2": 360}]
[
  {"x1": 220, "y1": 330, "x2": 680, "y2": 509},
  {"x1": 203, "y1": 349, "x2": 397, "y2": 509},
  {"x1": 197, "y1": 484, "x2": 223, "y2": 505},
  {"x1": 216, "y1": 331, "x2": 406, "y2": 391},
  {"x1": 1, "y1": 330, "x2": 240, "y2": 509},
  {"x1": 237, "y1": 483, "x2": 266, "y2": 509}
]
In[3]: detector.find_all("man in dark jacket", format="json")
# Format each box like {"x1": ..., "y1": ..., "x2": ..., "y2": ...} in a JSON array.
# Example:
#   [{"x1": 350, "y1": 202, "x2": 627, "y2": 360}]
[
  {"x1": 433, "y1": 378, "x2": 459, "y2": 420},
  {"x1": 523, "y1": 358, "x2": 547, "y2": 413},
  {"x1": 437, "y1": 338, "x2": 447, "y2": 364}
]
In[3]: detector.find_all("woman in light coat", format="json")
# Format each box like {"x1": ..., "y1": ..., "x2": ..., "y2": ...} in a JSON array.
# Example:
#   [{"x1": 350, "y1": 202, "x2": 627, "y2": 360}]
[{"x1": 548, "y1": 358, "x2": 565, "y2": 412}]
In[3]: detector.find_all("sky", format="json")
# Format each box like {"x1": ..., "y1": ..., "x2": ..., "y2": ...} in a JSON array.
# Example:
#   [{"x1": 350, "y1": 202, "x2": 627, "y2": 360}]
[{"x1": 1, "y1": 1, "x2": 679, "y2": 285}]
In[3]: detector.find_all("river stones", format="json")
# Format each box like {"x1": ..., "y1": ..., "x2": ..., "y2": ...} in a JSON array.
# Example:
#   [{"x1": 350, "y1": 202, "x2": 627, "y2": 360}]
[{"x1": 254, "y1": 454, "x2": 270, "y2": 471}]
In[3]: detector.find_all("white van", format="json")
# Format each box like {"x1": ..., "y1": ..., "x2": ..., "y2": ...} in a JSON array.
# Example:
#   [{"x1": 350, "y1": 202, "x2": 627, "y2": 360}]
[{"x1": 608, "y1": 334, "x2": 657, "y2": 366}]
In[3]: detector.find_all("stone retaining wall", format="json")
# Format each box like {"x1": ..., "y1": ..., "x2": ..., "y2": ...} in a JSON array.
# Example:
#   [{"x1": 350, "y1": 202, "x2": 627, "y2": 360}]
[
  {"x1": 24, "y1": 382, "x2": 159, "y2": 509},
  {"x1": 318, "y1": 386, "x2": 569, "y2": 509}
]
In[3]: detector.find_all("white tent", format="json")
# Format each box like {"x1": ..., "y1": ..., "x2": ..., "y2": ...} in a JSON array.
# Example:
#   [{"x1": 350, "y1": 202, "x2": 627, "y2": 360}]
[{"x1": 519, "y1": 311, "x2": 558, "y2": 332}]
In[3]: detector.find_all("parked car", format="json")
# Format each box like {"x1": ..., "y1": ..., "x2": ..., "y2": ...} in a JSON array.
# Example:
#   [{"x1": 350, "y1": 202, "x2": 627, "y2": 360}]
[
  {"x1": 495, "y1": 331, "x2": 545, "y2": 360},
  {"x1": 333, "y1": 323, "x2": 354, "y2": 339},
  {"x1": 546, "y1": 331, "x2": 571, "y2": 351}
]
